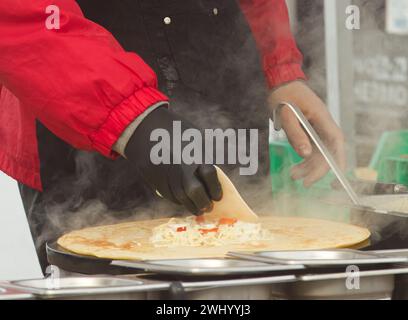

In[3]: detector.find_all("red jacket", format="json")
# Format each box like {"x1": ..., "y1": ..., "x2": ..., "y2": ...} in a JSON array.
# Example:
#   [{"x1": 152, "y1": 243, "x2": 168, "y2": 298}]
[{"x1": 0, "y1": 0, "x2": 305, "y2": 191}]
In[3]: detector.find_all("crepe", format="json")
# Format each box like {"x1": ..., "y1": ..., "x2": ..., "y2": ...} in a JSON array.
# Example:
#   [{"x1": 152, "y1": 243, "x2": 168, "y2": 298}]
[
  {"x1": 354, "y1": 167, "x2": 378, "y2": 182},
  {"x1": 57, "y1": 216, "x2": 371, "y2": 261}
]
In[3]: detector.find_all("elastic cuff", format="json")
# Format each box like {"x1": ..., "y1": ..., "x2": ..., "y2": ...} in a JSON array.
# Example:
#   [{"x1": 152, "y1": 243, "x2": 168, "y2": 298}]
[
  {"x1": 265, "y1": 63, "x2": 307, "y2": 88},
  {"x1": 90, "y1": 86, "x2": 168, "y2": 158},
  {"x1": 112, "y1": 101, "x2": 169, "y2": 157}
]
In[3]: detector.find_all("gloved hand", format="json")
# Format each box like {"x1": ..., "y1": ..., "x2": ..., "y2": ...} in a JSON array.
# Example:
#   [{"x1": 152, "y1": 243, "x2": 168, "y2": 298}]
[
  {"x1": 125, "y1": 106, "x2": 222, "y2": 215},
  {"x1": 268, "y1": 81, "x2": 346, "y2": 187}
]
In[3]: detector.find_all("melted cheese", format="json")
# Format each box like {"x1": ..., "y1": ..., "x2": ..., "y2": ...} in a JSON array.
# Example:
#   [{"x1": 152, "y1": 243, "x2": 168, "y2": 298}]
[{"x1": 150, "y1": 216, "x2": 272, "y2": 247}]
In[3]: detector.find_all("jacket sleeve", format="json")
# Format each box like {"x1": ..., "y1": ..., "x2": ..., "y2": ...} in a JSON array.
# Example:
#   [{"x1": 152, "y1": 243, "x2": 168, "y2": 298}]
[
  {"x1": 0, "y1": 0, "x2": 168, "y2": 158},
  {"x1": 239, "y1": 0, "x2": 306, "y2": 88}
]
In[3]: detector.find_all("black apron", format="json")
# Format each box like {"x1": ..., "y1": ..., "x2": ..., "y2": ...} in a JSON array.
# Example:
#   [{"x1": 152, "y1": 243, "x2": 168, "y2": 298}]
[{"x1": 20, "y1": 0, "x2": 270, "y2": 271}]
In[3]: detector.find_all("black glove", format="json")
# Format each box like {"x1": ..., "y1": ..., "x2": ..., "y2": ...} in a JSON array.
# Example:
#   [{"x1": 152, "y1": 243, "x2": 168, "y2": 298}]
[{"x1": 125, "y1": 106, "x2": 222, "y2": 215}]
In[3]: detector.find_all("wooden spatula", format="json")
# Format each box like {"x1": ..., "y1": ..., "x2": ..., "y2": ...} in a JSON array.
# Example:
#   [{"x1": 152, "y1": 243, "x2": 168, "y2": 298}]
[{"x1": 203, "y1": 166, "x2": 259, "y2": 222}]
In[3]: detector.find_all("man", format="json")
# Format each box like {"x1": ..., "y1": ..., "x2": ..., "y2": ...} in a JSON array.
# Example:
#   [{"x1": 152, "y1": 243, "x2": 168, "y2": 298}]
[{"x1": 0, "y1": 0, "x2": 345, "y2": 270}]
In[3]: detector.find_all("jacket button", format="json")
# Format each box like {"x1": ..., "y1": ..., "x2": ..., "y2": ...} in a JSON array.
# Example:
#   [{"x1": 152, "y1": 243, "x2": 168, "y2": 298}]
[
  {"x1": 163, "y1": 17, "x2": 172, "y2": 25},
  {"x1": 213, "y1": 8, "x2": 218, "y2": 15}
]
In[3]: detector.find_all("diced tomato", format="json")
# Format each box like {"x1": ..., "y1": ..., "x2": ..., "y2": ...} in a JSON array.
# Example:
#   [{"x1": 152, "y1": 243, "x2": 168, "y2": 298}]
[
  {"x1": 199, "y1": 227, "x2": 219, "y2": 234},
  {"x1": 218, "y1": 217, "x2": 237, "y2": 225},
  {"x1": 176, "y1": 226, "x2": 187, "y2": 232},
  {"x1": 195, "y1": 215, "x2": 205, "y2": 224}
]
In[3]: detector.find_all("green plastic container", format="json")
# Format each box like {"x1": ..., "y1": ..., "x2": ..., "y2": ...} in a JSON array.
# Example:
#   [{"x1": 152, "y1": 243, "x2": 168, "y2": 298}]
[
  {"x1": 369, "y1": 130, "x2": 408, "y2": 186},
  {"x1": 269, "y1": 140, "x2": 302, "y2": 194},
  {"x1": 381, "y1": 156, "x2": 408, "y2": 186},
  {"x1": 268, "y1": 139, "x2": 350, "y2": 221},
  {"x1": 269, "y1": 140, "x2": 335, "y2": 195}
]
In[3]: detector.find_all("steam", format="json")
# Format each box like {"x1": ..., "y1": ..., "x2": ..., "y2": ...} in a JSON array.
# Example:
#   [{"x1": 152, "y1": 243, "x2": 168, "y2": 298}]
[
  {"x1": 34, "y1": 0, "x2": 343, "y2": 249},
  {"x1": 33, "y1": 0, "x2": 408, "y2": 255}
]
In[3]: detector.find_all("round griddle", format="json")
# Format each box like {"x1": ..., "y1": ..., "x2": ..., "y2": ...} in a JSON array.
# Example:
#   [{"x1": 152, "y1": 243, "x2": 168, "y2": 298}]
[
  {"x1": 46, "y1": 241, "x2": 306, "y2": 280},
  {"x1": 46, "y1": 241, "x2": 141, "y2": 275}
]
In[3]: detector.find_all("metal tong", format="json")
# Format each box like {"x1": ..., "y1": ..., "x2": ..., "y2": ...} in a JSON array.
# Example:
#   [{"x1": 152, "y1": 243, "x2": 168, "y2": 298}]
[{"x1": 273, "y1": 102, "x2": 361, "y2": 206}]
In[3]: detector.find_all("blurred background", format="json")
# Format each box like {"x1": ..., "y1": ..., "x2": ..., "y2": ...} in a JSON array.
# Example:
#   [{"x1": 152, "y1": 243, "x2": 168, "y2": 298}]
[
  {"x1": 270, "y1": 0, "x2": 408, "y2": 198},
  {"x1": 290, "y1": 0, "x2": 408, "y2": 167}
]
